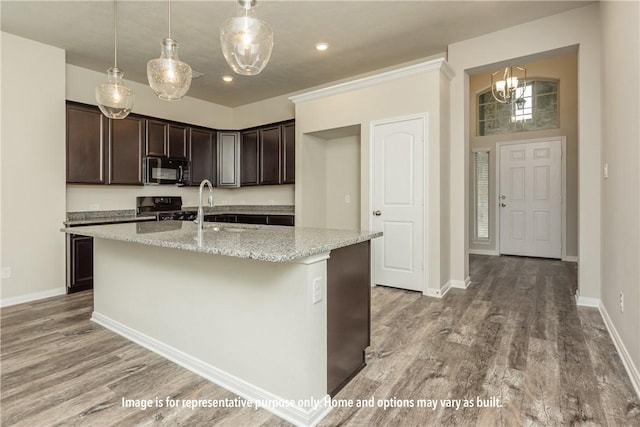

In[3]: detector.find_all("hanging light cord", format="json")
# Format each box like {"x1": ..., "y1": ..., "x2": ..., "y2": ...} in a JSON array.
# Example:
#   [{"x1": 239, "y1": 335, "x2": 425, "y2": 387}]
[
  {"x1": 113, "y1": 0, "x2": 118, "y2": 68},
  {"x1": 168, "y1": 0, "x2": 172, "y2": 39}
]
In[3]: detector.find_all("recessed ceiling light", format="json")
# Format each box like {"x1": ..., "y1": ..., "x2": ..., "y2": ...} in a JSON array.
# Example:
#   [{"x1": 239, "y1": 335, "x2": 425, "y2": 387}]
[
  {"x1": 315, "y1": 42, "x2": 329, "y2": 51},
  {"x1": 222, "y1": 75, "x2": 234, "y2": 82}
]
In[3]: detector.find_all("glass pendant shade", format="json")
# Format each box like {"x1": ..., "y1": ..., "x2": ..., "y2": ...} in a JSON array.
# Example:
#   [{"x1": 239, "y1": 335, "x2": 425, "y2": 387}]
[
  {"x1": 147, "y1": 38, "x2": 192, "y2": 101},
  {"x1": 96, "y1": 67, "x2": 134, "y2": 119},
  {"x1": 220, "y1": 13, "x2": 273, "y2": 76}
]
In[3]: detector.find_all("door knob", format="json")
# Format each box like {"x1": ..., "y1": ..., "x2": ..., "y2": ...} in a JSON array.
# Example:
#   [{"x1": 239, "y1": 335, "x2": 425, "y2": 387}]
[
  {"x1": 501, "y1": 203, "x2": 507, "y2": 207},
  {"x1": 373, "y1": 210, "x2": 382, "y2": 216}
]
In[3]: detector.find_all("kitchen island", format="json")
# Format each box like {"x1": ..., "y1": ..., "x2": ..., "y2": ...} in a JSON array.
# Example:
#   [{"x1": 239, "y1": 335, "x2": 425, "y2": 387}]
[{"x1": 62, "y1": 221, "x2": 381, "y2": 426}]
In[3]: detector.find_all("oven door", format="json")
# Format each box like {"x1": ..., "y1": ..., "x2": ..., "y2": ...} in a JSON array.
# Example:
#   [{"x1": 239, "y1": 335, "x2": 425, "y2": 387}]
[{"x1": 144, "y1": 157, "x2": 189, "y2": 185}]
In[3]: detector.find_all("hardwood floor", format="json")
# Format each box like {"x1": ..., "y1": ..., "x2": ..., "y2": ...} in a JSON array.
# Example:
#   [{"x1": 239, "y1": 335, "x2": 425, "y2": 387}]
[{"x1": 2, "y1": 255, "x2": 638, "y2": 426}]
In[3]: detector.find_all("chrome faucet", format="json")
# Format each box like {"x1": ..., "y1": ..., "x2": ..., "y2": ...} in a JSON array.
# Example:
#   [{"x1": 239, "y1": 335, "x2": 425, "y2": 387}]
[{"x1": 196, "y1": 179, "x2": 214, "y2": 243}]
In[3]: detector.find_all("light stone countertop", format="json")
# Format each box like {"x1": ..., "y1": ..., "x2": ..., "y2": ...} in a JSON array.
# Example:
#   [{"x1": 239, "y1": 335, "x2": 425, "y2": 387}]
[{"x1": 62, "y1": 221, "x2": 382, "y2": 263}]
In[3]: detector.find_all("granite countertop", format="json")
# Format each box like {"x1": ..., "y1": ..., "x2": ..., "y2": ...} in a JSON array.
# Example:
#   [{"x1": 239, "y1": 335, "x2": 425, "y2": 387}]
[
  {"x1": 62, "y1": 221, "x2": 381, "y2": 263},
  {"x1": 65, "y1": 205, "x2": 294, "y2": 226}
]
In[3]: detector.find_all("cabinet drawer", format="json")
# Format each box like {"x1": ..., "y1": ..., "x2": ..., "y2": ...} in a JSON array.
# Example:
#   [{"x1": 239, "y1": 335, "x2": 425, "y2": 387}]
[{"x1": 267, "y1": 215, "x2": 295, "y2": 226}]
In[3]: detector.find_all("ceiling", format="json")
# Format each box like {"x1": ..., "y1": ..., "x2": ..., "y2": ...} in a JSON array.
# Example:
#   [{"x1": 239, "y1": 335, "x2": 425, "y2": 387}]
[{"x1": 1, "y1": 1, "x2": 593, "y2": 107}]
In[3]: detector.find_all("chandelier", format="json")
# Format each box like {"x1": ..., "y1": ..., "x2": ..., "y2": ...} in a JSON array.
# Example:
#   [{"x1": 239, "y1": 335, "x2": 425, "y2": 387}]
[{"x1": 491, "y1": 66, "x2": 527, "y2": 104}]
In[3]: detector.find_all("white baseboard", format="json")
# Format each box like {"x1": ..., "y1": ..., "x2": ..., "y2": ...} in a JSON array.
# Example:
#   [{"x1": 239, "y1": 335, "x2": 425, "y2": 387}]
[
  {"x1": 450, "y1": 277, "x2": 472, "y2": 289},
  {"x1": 598, "y1": 303, "x2": 640, "y2": 399},
  {"x1": 562, "y1": 256, "x2": 578, "y2": 263},
  {"x1": 92, "y1": 312, "x2": 332, "y2": 427},
  {"x1": 469, "y1": 249, "x2": 499, "y2": 256},
  {"x1": 0, "y1": 286, "x2": 66, "y2": 308},
  {"x1": 576, "y1": 295, "x2": 600, "y2": 308},
  {"x1": 424, "y1": 281, "x2": 451, "y2": 298}
]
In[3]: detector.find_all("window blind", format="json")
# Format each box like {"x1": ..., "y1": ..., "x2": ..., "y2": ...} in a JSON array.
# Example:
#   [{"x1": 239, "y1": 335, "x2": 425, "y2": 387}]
[{"x1": 474, "y1": 151, "x2": 489, "y2": 240}]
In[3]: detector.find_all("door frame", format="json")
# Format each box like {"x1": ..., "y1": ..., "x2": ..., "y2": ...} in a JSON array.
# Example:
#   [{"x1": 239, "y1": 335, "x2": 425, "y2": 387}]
[
  {"x1": 495, "y1": 136, "x2": 567, "y2": 260},
  {"x1": 369, "y1": 113, "x2": 428, "y2": 294}
]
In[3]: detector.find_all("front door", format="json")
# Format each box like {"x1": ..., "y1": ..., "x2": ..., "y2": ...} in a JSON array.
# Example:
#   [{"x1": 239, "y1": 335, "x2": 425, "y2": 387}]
[
  {"x1": 372, "y1": 117, "x2": 425, "y2": 292},
  {"x1": 499, "y1": 138, "x2": 562, "y2": 258}
]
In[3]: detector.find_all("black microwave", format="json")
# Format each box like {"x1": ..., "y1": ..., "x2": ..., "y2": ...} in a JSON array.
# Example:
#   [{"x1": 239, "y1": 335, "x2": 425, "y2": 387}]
[{"x1": 143, "y1": 157, "x2": 190, "y2": 185}]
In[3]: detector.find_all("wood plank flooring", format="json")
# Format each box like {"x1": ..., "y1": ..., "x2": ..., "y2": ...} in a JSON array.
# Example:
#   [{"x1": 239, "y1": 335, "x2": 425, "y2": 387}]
[{"x1": 2, "y1": 255, "x2": 638, "y2": 426}]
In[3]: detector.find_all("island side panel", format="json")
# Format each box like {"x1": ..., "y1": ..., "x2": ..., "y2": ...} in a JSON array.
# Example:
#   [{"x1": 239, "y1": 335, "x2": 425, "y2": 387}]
[
  {"x1": 92, "y1": 238, "x2": 328, "y2": 406},
  {"x1": 326, "y1": 240, "x2": 371, "y2": 396}
]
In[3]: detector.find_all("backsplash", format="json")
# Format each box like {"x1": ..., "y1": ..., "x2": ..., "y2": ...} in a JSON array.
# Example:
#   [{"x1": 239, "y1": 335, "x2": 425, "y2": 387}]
[{"x1": 66, "y1": 184, "x2": 295, "y2": 212}]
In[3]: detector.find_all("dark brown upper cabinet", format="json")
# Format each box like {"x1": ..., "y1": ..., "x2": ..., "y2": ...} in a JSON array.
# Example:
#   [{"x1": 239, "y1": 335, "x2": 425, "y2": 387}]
[
  {"x1": 169, "y1": 123, "x2": 189, "y2": 159},
  {"x1": 241, "y1": 129, "x2": 259, "y2": 186},
  {"x1": 109, "y1": 114, "x2": 144, "y2": 185},
  {"x1": 66, "y1": 102, "x2": 107, "y2": 184},
  {"x1": 259, "y1": 125, "x2": 282, "y2": 185},
  {"x1": 189, "y1": 127, "x2": 217, "y2": 186},
  {"x1": 146, "y1": 119, "x2": 168, "y2": 157},
  {"x1": 281, "y1": 121, "x2": 295, "y2": 184}
]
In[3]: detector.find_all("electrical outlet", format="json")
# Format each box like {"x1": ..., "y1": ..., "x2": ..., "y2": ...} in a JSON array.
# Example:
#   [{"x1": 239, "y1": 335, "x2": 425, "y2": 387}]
[
  {"x1": 620, "y1": 291, "x2": 624, "y2": 312},
  {"x1": 89, "y1": 203, "x2": 100, "y2": 210},
  {"x1": 312, "y1": 277, "x2": 323, "y2": 304},
  {"x1": 344, "y1": 194, "x2": 351, "y2": 203},
  {"x1": 1, "y1": 267, "x2": 11, "y2": 279}
]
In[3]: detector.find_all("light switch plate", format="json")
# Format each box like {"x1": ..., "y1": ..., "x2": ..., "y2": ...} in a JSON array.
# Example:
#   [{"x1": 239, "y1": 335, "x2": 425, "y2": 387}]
[
  {"x1": 312, "y1": 277, "x2": 323, "y2": 304},
  {"x1": 1, "y1": 267, "x2": 11, "y2": 279},
  {"x1": 604, "y1": 163, "x2": 609, "y2": 179}
]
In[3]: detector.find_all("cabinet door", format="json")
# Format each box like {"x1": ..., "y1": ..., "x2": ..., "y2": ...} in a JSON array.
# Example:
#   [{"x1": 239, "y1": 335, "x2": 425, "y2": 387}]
[
  {"x1": 109, "y1": 114, "x2": 144, "y2": 185},
  {"x1": 66, "y1": 103, "x2": 106, "y2": 184},
  {"x1": 146, "y1": 119, "x2": 168, "y2": 157},
  {"x1": 169, "y1": 123, "x2": 189, "y2": 159},
  {"x1": 217, "y1": 132, "x2": 241, "y2": 187},
  {"x1": 267, "y1": 215, "x2": 295, "y2": 226},
  {"x1": 236, "y1": 214, "x2": 268, "y2": 225},
  {"x1": 281, "y1": 121, "x2": 295, "y2": 184},
  {"x1": 259, "y1": 125, "x2": 281, "y2": 185},
  {"x1": 241, "y1": 130, "x2": 259, "y2": 186},
  {"x1": 190, "y1": 128, "x2": 216, "y2": 186},
  {"x1": 69, "y1": 234, "x2": 94, "y2": 293}
]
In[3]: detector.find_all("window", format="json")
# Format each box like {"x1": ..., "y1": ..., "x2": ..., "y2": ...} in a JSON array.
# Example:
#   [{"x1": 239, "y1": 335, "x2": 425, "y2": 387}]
[
  {"x1": 478, "y1": 79, "x2": 558, "y2": 136},
  {"x1": 473, "y1": 150, "x2": 490, "y2": 241}
]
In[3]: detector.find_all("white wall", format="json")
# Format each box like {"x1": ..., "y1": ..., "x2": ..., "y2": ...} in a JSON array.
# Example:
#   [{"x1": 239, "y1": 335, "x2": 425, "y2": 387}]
[
  {"x1": 292, "y1": 59, "x2": 452, "y2": 294},
  {"x1": 600, "y1": 0, "x2": 640, "y2": 391},
  {"x1": 448, "y1": 4, "x2": 602, "y2": 298},
  {"x1": 1, "y1": 33, "x2": 67, "y2": 303},
  {"x1": 65, "y1": 65, "x2": 294, "y2": 211}
]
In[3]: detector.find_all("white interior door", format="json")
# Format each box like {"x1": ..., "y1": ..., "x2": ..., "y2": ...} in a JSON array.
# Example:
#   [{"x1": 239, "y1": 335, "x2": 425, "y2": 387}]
[
  {"x1": 499, "y1": 139, "x2": 562, "y2": 258},
  {"x1": 372, "y1": 117, "x2": 424, "y2": 292}
]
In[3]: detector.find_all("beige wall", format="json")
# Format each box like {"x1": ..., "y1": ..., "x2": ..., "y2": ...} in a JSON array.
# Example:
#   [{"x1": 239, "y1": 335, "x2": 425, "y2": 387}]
[
  {"x1": 1, "y1": 33, "x2": 67, "y2": 303},
  {"x1": 448, "y1": 4, "x2": 602, "y2": 300},
  {"x1": 292, "y1": 60, "x2": 452, "y2": 294},
  {"x1": 468, "y1": 53, "x2": 578, "y2": 258},
  {"x1": 325, "y1": 135, "x2": 361, "y2": 230},
  {"x1": 600, "y1": 0, "x2": 640, "y2": 390},
  {"x1": 231, "y1": 94, "x2": 295, "y2": 130},
  {"x1": 65, "y1": 65, "x2": 294, "y2": 212}
]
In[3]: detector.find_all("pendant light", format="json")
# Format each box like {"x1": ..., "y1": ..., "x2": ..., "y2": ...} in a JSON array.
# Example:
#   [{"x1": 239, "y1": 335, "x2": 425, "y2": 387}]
[
  {"x1": 220, "y1": 0, "x2": 274, "y2": 76},
  {"x1": 95, "y1": 0, "x2": 134, "y2": 119},
  {"x1": 147, "y1": 0, "x2": 192, "y2": 101},
  {"x1": 491, "y1": 66, "x2": 527, "y2": 104}
]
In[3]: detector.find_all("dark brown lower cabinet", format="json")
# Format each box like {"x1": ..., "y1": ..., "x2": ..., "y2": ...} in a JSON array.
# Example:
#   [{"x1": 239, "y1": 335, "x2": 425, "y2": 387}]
[
  {"x1": 327, "y1": 241, "x2": 371, "y2": 396},
  {"x1": 204, "y1": 214, "x2": 294, "y2": 226},
  {"x1": 68, "y1": 234, "x2": 94, "y2": 293}
]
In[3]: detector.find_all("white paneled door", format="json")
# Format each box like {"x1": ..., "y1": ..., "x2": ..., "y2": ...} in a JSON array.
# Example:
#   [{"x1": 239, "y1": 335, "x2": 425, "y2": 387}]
[
  {"x1": 499, "y1": 139, "x2": 562, "y2": 258},
  {"x1": 372, "y1": 117, "x2": 424, "y2": 292}
]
